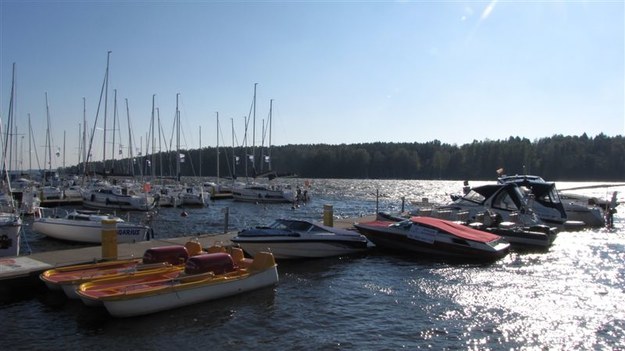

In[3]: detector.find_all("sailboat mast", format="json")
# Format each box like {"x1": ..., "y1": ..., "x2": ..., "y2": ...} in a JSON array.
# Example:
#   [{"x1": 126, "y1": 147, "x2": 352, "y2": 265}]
[
  {"x1": 44, "y1": 92, "x2": 52, "y2": 172},
  {"x1": 63, "y1": 130, "x2": 66, "y2": 169},
  {"x1": 176, "y1": 93, "x2": 180, "y2": 182},
  {"x1": 2, "y1": 63, "x2": 16, "y2": 174},
  {"x1": 82, "y1": 98, "x2": 87, "y2": 176},
  {"x1": 231, "y1": 118, "x2": 236, "y2": 180},
  {"x1": 269, "y1": 98, "x2": 273, "y2": 171},
  {"x1": 28, "y1": 113, "x2": 32, "y2": 171},
  {"x1": 216, "y1": 112, "x2": 219, "y2": 182},
  {"x1": 102, "y1": 50, "x2": 111, "y2": 170},
  {"x1": 157, "y1": 107, "x2": 163, "y2": 181},
  {"x1": 151, "y1": 94, "x2": 156, "y2": 180},
  {"x1": 252, "y1": 83, "x2": 257, "y2": 177},
  {"x1": 125, "y1": 98, "x2": 134, "y2": 176},
  {"x1": 111, "y1": 89, "x2": 118, "y2": 174},
  {"x1": 199, "y1": 125, "x2": 202, "y2": 177}
]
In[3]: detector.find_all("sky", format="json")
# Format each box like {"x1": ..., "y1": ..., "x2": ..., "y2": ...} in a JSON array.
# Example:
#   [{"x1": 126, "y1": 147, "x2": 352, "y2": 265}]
[{"x1": 1, "y1": 0, "x2": 624, "y2": 169}]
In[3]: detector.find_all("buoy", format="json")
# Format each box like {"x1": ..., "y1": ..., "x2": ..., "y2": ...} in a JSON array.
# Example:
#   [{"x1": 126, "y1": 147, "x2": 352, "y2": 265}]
[{"x1": 181, "y1": 211, "x2": 188, "y2": 217}]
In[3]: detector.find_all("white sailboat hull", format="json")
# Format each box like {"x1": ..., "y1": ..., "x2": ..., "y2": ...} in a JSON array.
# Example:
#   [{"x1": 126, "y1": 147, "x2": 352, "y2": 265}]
[{"x1": 32, "y1": 218, "x2": 149, "y2": 244}]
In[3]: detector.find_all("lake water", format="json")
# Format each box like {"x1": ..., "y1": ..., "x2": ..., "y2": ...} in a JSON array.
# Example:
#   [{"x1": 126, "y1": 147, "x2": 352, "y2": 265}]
[{"x1": 3, "y1": 179, "x2": 625, "y2": 350}]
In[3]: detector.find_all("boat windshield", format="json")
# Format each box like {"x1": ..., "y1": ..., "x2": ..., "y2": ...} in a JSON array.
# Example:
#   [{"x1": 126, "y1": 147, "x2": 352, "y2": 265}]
[
  {"x1": 391, "y1": 220, "x2": 413, "y2": 230},
  {"x1": 460, "y1": 190, "x2": 486, "y2": 204},
  {"x1": 492, "y1": 188, "x2": 522, "y2": 211},
  {"x1": 271, "y1": 220, "x2": 314, "y2": 232}
]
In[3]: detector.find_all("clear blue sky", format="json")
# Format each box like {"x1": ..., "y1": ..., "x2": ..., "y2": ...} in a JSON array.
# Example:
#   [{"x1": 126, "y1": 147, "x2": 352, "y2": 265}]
[{"x1": 1, "y1": 0, "x2": 624, "y2": 169}]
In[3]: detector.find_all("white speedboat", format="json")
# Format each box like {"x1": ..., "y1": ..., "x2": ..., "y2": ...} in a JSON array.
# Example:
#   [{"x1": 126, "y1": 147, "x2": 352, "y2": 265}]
[
  {"x1": 498, "y1": 174, "x2": 605, "y2": 227},
  {"x1": 232, "y1": 218, "x2": 370, "y2": 259},
  {"x1": 354, "y1": 216, "x2": 510, "y2": 262},
  {"x1": 414, "y1": 183, "x2": 544, "y2": 227},
  {"x1": 32, "y1": 209, "x2": 151, "y2": 244}
]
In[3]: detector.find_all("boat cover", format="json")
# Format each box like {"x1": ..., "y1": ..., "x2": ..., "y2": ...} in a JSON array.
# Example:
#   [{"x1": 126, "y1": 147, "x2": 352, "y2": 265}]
[{"x1": 411, "y1": 216, "x2": 501, "y2": 243}]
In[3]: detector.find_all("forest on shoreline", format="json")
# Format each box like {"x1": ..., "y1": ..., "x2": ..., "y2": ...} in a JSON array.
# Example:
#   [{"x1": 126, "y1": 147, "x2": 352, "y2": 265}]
[{"x1": 63, "y1": 133, "x2": 625, "y2": 182}]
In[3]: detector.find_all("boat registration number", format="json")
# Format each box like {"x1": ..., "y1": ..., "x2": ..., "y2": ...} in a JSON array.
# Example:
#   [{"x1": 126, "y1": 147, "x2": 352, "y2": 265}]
[
  {"x1": 117, "y1": 229, "x2": 141, "y2": 236},
  {"x1": 407, "y1": 226, "x2": 437, "y2": 244}
]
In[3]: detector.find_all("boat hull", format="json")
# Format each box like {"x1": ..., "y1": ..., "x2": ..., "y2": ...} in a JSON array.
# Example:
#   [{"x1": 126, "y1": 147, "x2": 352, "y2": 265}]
[
  {"x1": 231, "y1": 239, "x2": 368, "y2": 259},
  {"x1": 232, "y1": 187, "x2": 294, "y2": 203},
  {"x1": 354, "y1": 218, "x2": 509, "y2": 262},
  {"x1": 33, "y1": 219, "x2": 150, "y2": 243},
  {"x1": 99, "y1": 266, "x2": 278, "y2": 317}
]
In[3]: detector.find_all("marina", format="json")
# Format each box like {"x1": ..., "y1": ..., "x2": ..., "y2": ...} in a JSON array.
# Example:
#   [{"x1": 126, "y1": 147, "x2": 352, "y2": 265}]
[{"x1": 1, "y1": 179, "x2": 624, "y2": 349}]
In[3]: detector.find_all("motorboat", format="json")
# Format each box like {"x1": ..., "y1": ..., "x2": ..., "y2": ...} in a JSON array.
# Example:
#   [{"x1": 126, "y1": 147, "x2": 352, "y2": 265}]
[
  {"x1": 232, "y1": 218, "x2": 370, "y2": 259},
  {"x1": 378, "y1": 211, "x2": 556, "y2": 249},
  {"x1": 497, "y1": 174, "x2": 605, "y2": 227},
  {"x1": 40, "y1": 243, "x2": 202, "y2": 300},
  {"x1": 232, "y1": 183, "x2": 295, "y2": 204},
  {"x1": 76, "y1": 248, "x2": 279, "y2": 317},
  {"x1": 470, "y1": 221, "x2": 557, "y2": 249},
  {"x1": 354, "y1": 216, "x2": 510, "y2": 261},
  {"x1": 82, "y1": 185, "x2": 156, "y2": 211},
  {"x1": 495, "y1": 175, "x2": 569, "y2": 227},
  {"x1": 413, "y1": 183, "x2": 544, "y2": 227},
  {"x1": 32, "y1": 209, "x2": 152, "y2": 244}
]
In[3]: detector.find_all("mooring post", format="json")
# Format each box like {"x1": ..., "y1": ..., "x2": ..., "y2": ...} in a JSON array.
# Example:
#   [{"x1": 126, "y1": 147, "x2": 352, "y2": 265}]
[
  {"x1": 223, "y1": 207, "x2": 230, "y2": 234},
  {"x1": 323, "y1": 204, "x2": 334, "y2": 227},
  {"x1": 101, "y1": 218, "x2": 118, "y2": 261}
]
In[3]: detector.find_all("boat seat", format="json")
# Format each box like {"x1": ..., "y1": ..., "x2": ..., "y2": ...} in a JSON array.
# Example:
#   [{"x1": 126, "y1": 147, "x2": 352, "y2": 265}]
[
  {"x1": 248, "y1": 252, "x2": 276, "y2": 272},
  {"x1": 185, "y1": 241, "x2": 204, "y2": 256},
  {"x1": 206, "y1": 245, "x2": 227, "y2": 254},
  {"x1": 230, "y1": 247, "x2": 245, "y2": 263}
]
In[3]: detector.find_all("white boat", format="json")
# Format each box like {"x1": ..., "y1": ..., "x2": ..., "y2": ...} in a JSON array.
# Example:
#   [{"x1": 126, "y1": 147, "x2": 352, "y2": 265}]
[
  {"x1": 497, "y1": 174, "x2": 605, "y2": 227},
  {"x1": 232, "y1": 183, "x2": 295, "y2": 203},
  {"x1": 77, "y1": 249, "x2": 279, "y2": 317},
  {"x1": 19, "y1": 188, "x2": 41, "y2": 215},
  {"x1": 231, "y1": 218, "x2": 370, "y2": 259},
  {"x1": 62, "y1": 185, "x2": 84, "y2": 203},
  {"x1": 32, "y1": 209, "x2": 151, "y2": 244},
  {"x1": 0, "y1": 211, "x2": 22, "y2": 257},
  {"x1": 413, "y1": 183, "x2": 544, "y2": 227},
  {"x1": 177, "y1": 185, "x2": 207, "y2": 207},
  {"x1": 82, "y1": 185, "x2": 156, "y2": 211}
]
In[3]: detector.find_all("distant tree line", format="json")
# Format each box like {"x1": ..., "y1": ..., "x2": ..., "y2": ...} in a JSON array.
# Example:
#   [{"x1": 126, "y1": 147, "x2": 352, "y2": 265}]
[{"x1": 63, "y1": 133, "x2": 625, "y2": 181}]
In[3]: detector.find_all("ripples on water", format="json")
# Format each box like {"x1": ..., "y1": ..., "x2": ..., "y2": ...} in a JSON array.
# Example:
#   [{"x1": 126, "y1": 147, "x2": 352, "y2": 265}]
[{"x1": 3, "y1": 179, "x2": 625, "y2": 350}]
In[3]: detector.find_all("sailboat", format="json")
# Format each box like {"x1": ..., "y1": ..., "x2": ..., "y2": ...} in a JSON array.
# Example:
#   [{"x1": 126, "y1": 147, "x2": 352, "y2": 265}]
[
  {"x1": 204, "y1": 112, "x2": 233, "y2": 200},
  {"x1": 231, "y1": 86, "x2": 295, "y2": 204},
  {"x1": 0, "y1": 63, "x2": 23, "y2": 257},
  {"x1": 171, "y1": 94, "x2": 206, "y2": 207},
  {"x1": 81, "y1": 52, "x2": 156, "y2": 211}
]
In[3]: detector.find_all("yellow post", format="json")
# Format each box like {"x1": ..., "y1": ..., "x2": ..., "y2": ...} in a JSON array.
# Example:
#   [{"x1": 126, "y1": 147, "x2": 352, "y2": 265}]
[
  {"x1": 323, "y1": 204, "x2": 334, "y2": 227},
  {"x1": 101, "y1": 218, "x2": 118, "y2": 261}
]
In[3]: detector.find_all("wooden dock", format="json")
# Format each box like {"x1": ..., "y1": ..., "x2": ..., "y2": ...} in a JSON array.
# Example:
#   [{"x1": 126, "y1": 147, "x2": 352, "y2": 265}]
[{"x1": 0, "y1": 215, "x2": 374, "y2": 295}]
